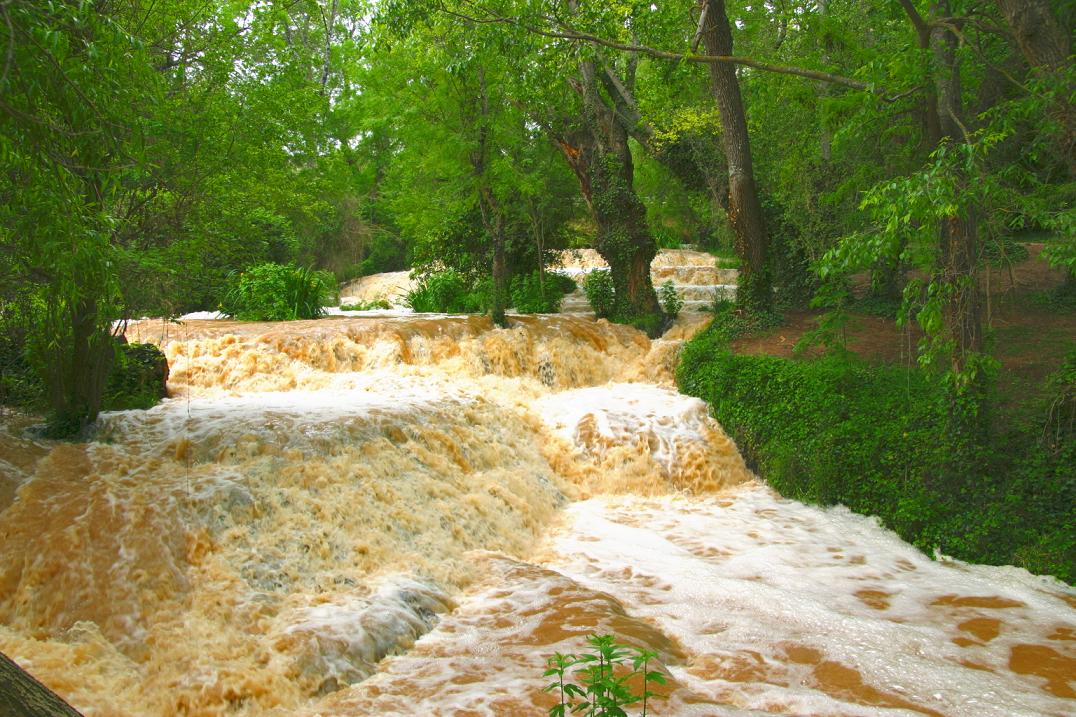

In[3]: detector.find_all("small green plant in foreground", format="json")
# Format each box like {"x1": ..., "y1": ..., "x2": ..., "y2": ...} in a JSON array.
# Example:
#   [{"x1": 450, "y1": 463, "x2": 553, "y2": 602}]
[{"x1": 544, "y1": 634, "x2": 666, "y2": 716}]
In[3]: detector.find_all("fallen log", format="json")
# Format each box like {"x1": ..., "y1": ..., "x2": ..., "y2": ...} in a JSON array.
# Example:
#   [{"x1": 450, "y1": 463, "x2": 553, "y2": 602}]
[{"x1": 0, "y1": 651, "x2": 83, "y2": 716}]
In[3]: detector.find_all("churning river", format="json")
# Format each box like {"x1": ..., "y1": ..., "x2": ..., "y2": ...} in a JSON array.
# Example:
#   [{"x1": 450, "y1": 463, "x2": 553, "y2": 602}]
[{"x1": 0, "y1": 252, "x2": 1073, "y2": 716}]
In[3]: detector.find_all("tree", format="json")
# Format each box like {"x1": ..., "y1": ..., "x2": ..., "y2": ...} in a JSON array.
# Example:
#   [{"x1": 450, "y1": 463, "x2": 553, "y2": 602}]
[
  {"x1": 0, "y1": 0, "x2": 160, "y2": 432},
  {"x1": 365, "y1": 1, "x2": 578, "y2": 319},
  {"x1": 551, "y1": 1, "x2": 663, "y2": 327},
  {"x1": 697, "y1": 0, "x2": 772, "y2": 313}
]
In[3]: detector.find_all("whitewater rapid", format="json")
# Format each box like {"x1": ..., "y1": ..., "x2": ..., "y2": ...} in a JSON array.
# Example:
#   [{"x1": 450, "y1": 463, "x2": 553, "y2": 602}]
[{"x1": 0, "y1": 297, "x2": 1072, "y2": 715}]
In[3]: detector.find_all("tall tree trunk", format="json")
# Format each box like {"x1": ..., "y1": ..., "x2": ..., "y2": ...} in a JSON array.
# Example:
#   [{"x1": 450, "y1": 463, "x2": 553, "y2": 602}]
[
  {"x1": 473, "y1": 68, "x2": 509, "y2": 327},
  {"x1": 930, "y1": 5, "x2": 983, "y2": 370},
  {"x1": 481, "y1": 187, "x2": 509, "y2": 327},
  {"x1": 554, "y1": 7, "x2": 662, "y2": 327},
  {"x1": 580, "y1": 59, "x2": 661, "y2": 323},
  {"x1": 699, "y1": 0, "x2": 772, "y2": 313},
  {"x1": 596, "y1": 64, "x2": 730, "y2": 224},
  {"x1": 995, "y1": 0, "x2": 1074, "y2": 176}
]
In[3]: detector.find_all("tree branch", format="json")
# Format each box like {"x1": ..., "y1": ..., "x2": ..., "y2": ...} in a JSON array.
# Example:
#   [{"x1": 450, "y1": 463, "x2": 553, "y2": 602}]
[{"x1": 442, "y1": 1, "x2": 912, "y2": 100}]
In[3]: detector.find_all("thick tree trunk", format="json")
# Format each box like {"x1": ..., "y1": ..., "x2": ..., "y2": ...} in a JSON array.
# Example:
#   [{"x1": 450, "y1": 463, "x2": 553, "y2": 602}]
[
  {"x1": 0, "y1": 651, "x2": 83, "y2": 716},
  {"x1": 996, "y1": 0, "x2": 1071, "y2": 71},
  {"x1": 556, "y1": 115, "x2": 661, "y2": 323},
  {"x1": 699, "y1": 0, "x2": 772, "y2": 313},
  {"x1": 896, "y1": 0, "x2": 943, "y2": 145},
  {"x1": 995, "y1": 0, "x2": 1074, "y2": 175},
  {"x1": 596, "y1": 63, "x2": 730, "y2": 227},
  {"x1": 554, "y1": 13, "x2": 662, "y2": 327},
  {"x1": 584, "y1": 72, "x2": 659, "y2": 322}
]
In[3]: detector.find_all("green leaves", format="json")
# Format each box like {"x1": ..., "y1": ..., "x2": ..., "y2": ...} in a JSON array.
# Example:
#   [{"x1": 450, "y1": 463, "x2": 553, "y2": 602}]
[
  {"x1": 658, "y1": 281, "x2": 681, "y2": 318},
  {"x1": 543, "y1": 635, "x2": 667, "y2": 717},
  {"x1": 582, "y1": 270, "x2": 615, "y2": 319},
  {"x1": 219, "y1": 263, "x2": 333, "y2": 321}
]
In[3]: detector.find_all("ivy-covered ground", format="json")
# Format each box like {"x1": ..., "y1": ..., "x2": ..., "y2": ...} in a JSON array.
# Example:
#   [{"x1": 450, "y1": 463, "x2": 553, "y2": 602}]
[{"x1": 677, "y1": 246, "x2": 1075, "y2": 584}]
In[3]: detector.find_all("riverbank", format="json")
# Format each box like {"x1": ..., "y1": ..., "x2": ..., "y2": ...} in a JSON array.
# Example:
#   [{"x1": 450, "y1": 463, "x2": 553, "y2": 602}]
[{"x1": 677, "y1": 290, "x2": 1075, "y2": 583}]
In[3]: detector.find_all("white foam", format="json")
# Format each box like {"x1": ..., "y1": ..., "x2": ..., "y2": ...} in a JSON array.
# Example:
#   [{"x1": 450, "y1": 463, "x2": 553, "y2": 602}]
[
  {"x1": 542, "y1": 484, "x2": 1076, "y2": 716},
  {"x1": 535, "y1": 383, "x2": 716, "y2": 474},
  {"x1": 173, "y1": 310, "x2": 224, "y2": 320}
]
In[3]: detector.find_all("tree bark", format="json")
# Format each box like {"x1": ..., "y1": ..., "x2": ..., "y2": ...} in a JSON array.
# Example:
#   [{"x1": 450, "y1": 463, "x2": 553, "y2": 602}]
[
  {"x1": 699, "y1": 0, "x2": 772, "y2": 313},
  {"x1": 0, "y1": 651, "x2": 84, "y2": 716},
  {"x1": 930, "y1": 2, "x2": 983, "y2": 369},
  {"x1": 896, "y1": 0, "x2": 943, "y2": 145},
  {"x1": 577, "y1": 58, "x2": 661, "y2": 323},
  {"x1": 553, "y1": 1, "x2": 661, "y2": 327},
  {"x1": 597, "y1": 64, "x2": 729, "y2": 217},
  {"x1": 995, "y1": 0, "x2": 1074, "y2": 175},
  {"x1": 473, "y1": 67, "x2": 509, "y2": 327}
]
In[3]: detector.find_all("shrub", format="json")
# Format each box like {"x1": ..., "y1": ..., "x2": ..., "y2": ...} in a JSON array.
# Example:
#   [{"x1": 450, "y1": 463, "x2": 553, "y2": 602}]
[
  {"x1": 340, "y1": 299, "x2": 392, "y2": 311},
  {"x1": 544, "y1": 634, "x2": 666, "y2": 717},
  {"x1": 658, "y1": 281, "x2": 682, "y2": 317},
  {"x1": 406, "y1": 270, "x2": 491, "y2": 313},
  {"x1": 104, "y1": 343, "x2": 169, "y2": 411},
  {"x1": 583, "y1": 270, "x2": 615, "y2": 319},
  {"x1": 337, "y1": 234, "x2": 409, "y2": 284},
  {"x1": 510, "y1": 271, "x2": 577, "y2": 314},
  {"x1": 220, "y1": 263, "x2": 333, "y2": 321},
  {"x1": 677, "y1": 320, "x2": 1076, "y2": 583}
]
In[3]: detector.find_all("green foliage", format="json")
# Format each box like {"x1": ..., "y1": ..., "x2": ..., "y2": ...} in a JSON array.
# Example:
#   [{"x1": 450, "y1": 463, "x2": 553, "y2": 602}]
[
  {"x1": 340, "y1": 299, "x2": 393, "y2": 311},
  {"x1": 544, "y1": 635, "x2": 666, "y2": 717},
  {"x1": 982, "y1": 237, "x2": 1030, "y2": 268},
  {"x1": 583, "y1": 271, "x2": 616, "y2": 319},
  {"x1": 220, "y1": 264, "x2": 333, "y2": 322},
  {"x1": 510, "y1": 272, "x2": 576, "y2": 313},
  {"x1": 406, "y1": 270, "x2": 491, "y2": 314},
  {"x1": 704, "y1": 301, "x2": 782, "y2": 343},
  {"x1": 338, "y1": 233, "x2": 409, "y2": 284},
  {"x1": 678, "y1": 326, "x2": 1075, "y2": 584},
  {"x1": 104, "y1": 343, "x2": 169, "y2": 411},
  {"x1": 658, "y1": 281, "x2": 682, "y2": 318}
]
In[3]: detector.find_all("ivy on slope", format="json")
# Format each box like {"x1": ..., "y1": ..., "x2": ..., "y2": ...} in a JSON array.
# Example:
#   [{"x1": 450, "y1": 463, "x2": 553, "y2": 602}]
[{"x1": 677, "y1": 318, "x2": 1075, "y2": 584}]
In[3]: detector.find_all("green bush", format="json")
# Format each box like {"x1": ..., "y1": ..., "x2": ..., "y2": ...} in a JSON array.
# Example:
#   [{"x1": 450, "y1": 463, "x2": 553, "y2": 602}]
[
  {"x1": 510, "y1": 271, "x2": 576, "y2": 314},
  {"x1": 219, "y1": 263, "x2": 333, "y2": 321},
  {"x1": 583, "y1": 270, "x2": 615, "y2": 319},
  {"x1": 0, "y1": 298, "x2": 43, "y2": 410},
  {"x1": 340, "y1": 299, "x2": 392, "y2": 311},
  {"x1": 104, "y1": 343, "x2": 169, "y2": 411},
  {"x1": 658, "y1": 281, "x2": 682, "y2": 317},
  {"x1": 406, "y1": 270, "x2": 491, "y2": 313},
  {"x1": 677, "y1": 322, "x2": 1076, "y2": 583},
  {"x1": 337, "y1": 234, "x2": 408, "y2": 284}
]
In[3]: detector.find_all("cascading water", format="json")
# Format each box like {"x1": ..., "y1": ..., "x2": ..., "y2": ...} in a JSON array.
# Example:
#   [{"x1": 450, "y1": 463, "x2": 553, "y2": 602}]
[{"x1": 0, "y1": 259, "x2": 1072, "y2": 716}]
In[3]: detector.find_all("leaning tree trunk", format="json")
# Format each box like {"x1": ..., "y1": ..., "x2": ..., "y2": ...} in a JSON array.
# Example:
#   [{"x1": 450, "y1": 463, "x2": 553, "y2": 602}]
[
  {"x1": 0, "y1": 651, "x2": 83, "y2": 716},
  {"x1": 595, "y1": 63, "x2": 730, "y2": 226},
  {"x1": 699, "y1": 0, "x2": 772, "y2": 314}
]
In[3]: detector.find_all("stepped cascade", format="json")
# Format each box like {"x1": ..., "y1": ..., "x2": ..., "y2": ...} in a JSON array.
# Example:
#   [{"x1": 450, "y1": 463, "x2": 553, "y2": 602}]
[
  {"x1": 338, "y1": 249, "x2": 738, "y2": 314},
  {"x1": 0, "y1": 307, "x2": 1072, "y2": 716}
]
